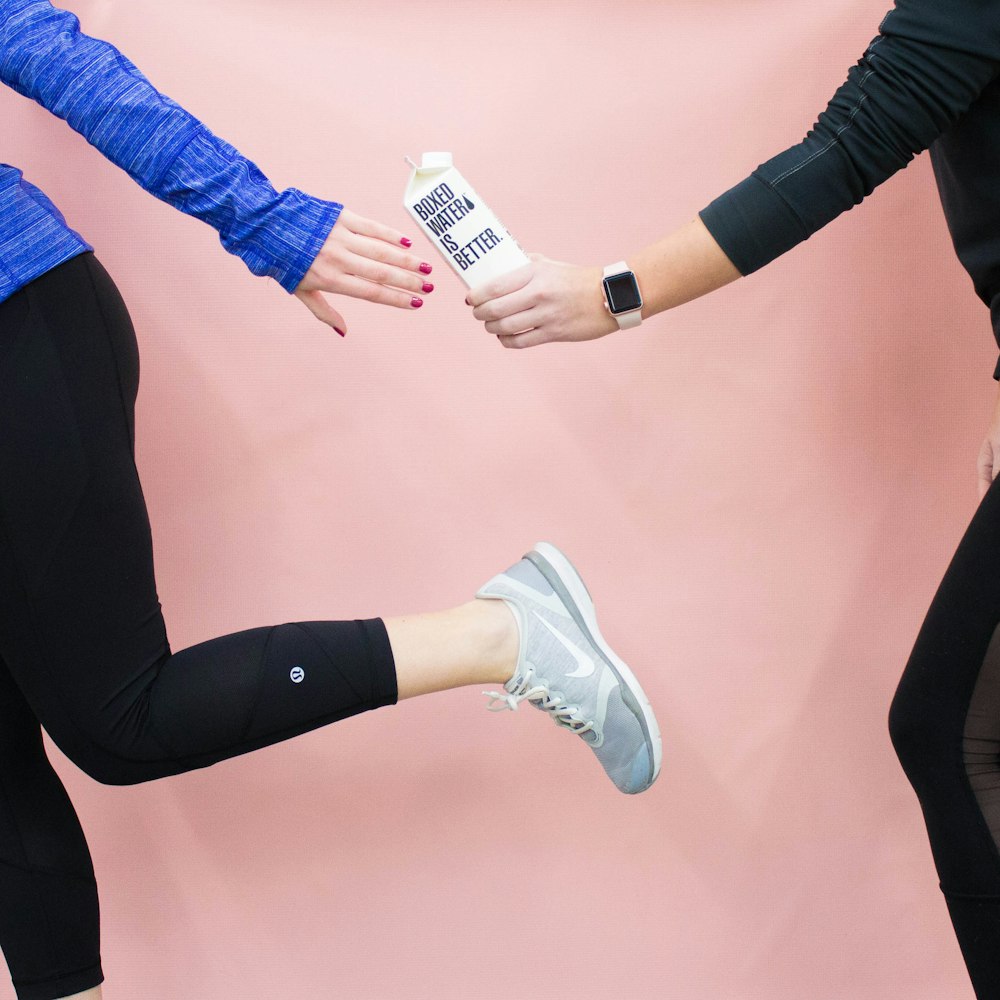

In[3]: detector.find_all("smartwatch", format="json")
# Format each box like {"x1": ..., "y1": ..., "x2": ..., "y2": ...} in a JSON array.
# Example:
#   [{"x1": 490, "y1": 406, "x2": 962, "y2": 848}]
[{"x1": 602, "y1": 261, "x2": 643, "y2": 330}]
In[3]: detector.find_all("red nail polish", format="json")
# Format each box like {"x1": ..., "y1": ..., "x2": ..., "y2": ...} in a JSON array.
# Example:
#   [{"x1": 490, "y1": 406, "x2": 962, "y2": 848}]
[
  {"x1": 419, "y1": 263, "x2": 433, "y2": 275},
  {"x1": 411, "y1": 297, "x2": 424, "y2": 309},
  {"x1": 334, "y1": 326, "x2": 346, "y2": 337},
  {"x1": 400, "y1": 237, "x2": 413, "y2": 248},
  {"x1": 464, "y1": 297, "x2": 472, "y2": 306},
  {"x1": 421, "y1": 282, "x2": 434, "y2": 294}
]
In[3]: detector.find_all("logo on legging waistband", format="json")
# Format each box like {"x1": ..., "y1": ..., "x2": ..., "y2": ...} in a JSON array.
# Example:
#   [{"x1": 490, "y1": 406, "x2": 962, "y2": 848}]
[{"x1": 289, "y1": 666, "x2": 305, "y2": 684}]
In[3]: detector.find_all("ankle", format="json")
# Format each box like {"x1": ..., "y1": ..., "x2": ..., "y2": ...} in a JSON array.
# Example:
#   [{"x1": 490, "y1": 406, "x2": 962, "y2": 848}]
[{"x1": 466, "y1": 598, "x2": 519, "y2": 685}]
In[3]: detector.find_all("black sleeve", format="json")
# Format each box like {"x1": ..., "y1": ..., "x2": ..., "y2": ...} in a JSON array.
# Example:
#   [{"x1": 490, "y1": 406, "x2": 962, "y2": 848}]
[{"x1": 699, "y1": 2, "x2": 1000, "y2": 275}]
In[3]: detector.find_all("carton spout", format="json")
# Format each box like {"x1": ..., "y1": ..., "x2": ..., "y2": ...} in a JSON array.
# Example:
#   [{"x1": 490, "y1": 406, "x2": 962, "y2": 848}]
[
  {"x1": 421, "y1": 151, "x2": 453, "y2": 169},
  {"x1": 404, "y1": 152, "x2": 454, "y2": 172}
]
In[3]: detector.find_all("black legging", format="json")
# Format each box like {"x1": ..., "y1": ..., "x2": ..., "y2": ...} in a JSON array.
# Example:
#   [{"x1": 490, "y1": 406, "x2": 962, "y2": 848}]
[
  {"x1": 891, "y1": 477, "x2": 1000, "y2": 997},
  {"x1": 9, "y1": 253, "x2": 1000, "y2": 1000},
  {"x1": 0, "y1": 252, "x2": 397, "y2": 1000}
]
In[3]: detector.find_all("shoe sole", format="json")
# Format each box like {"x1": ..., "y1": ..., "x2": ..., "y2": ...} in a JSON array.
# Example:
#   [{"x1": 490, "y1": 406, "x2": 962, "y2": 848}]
[{"x1": 525, "y1": 541, "x2": 663, "y2": 791}]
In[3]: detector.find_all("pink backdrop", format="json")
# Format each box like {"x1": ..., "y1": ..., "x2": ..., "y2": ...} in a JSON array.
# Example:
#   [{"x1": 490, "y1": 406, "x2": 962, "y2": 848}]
[{"x1": 3, "y1": 1, "x2": 995, "y2": 997}]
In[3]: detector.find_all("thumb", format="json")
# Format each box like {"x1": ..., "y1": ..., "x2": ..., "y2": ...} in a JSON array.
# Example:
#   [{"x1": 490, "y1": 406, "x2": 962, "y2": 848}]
[
  {"x1": 294, "y1": 288, "x2": 347, "y2": 337},
  {"x1": 466, "y1": 260, "x2": 534, "y2": 307},
  {"x1": 978, "y1": 437, "x2": 995, "y2": 501}
]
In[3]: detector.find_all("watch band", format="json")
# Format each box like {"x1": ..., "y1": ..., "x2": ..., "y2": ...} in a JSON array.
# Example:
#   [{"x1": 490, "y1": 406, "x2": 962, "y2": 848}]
[{"x1": 602, "y1": 261, "x2": 643, "y2": 330}]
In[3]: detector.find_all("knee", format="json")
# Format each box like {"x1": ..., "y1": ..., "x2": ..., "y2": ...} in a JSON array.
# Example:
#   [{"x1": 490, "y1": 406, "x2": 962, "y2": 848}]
[
  {"x1": 888, "y1": 667, "x2": 958, "y2": 785},
  {"x1": 49, "y1": 681, "x2": 187, "y2": 785},
  {"x1": 52, "y1": 716, "x2": 160, "y2": 787},
  {"x1": 59, "y1": 736, "x2": 147, "y2": 786},
  {"x1": 888, "y1": 683, "x2": 927, "y2": 775}
]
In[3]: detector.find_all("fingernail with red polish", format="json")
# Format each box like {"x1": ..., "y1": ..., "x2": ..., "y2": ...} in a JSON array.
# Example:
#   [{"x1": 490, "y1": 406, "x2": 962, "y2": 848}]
[
  {"x1": 464, "y1": 297, "x2": 472, "y2": 306},
  {"x1": 421, "y1": 282, "x2": 434, "y2": 294},
  {"x1": 400, "y1": 237, "x2": 413, "y2": 248},
  {"x1": 419, "y1": 263, "x2": 433, "y2": 275},
  {"x1": 411, "y1": 297, "x2": 424, "y2": 309},
  {"x1": 334, "y1": 326, "x2": 346, "y2": 337}
]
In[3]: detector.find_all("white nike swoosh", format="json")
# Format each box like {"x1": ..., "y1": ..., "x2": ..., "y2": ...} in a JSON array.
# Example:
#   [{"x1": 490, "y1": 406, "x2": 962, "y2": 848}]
[{"x1": 535, "y1": 613, "x2": 596, "y2": 678}]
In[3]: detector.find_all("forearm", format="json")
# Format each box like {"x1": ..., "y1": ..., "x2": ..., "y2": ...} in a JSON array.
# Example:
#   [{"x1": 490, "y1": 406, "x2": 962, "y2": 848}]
[
  {"x1": 467, "y1": 217, "x2": 742, "y2": 347},
  {"x1": 695, "y1": 10, "x2": 1000, "y2": 281},
  {"x1": 0, "y1": 0, "x2": 340, "y2": 292},
  {"x1": 630, "y1": 217, "x2": 741, "y2": 321},
  {"x1": 631, "y1": 0, "x2": 1000, "y2": 322},
  {"x1": 619, "y1": 1, "x2": 1000, "y2": 332}
]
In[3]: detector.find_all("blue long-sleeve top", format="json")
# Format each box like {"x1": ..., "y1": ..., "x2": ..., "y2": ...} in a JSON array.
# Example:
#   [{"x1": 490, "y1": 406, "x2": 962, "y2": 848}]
[
  {"x1": 699, "y1": 0, "x2": 1000, "y2": 378},
  {"x1": 0, "y1": 0, "x2": 342, "y2": 303}
]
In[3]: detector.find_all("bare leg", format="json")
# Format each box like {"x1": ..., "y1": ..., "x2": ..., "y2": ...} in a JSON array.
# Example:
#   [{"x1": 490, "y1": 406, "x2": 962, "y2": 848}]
[
  {"x1": 58, "y1": 988, "x2": 102, "y2": 1000},
  {"x1": 386, "y1": 598, "x2": 518, "y2": 700}
]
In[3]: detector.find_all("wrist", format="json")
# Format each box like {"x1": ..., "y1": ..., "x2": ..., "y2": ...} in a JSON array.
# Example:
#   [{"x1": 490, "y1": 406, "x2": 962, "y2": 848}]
[{"x1": 600, "y1": 260, "x2": 644, "y2": 330}]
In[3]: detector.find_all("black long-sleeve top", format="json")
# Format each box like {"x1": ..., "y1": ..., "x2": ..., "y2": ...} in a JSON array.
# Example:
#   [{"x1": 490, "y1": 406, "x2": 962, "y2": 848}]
[{"x1": 699, "y1": 1, "x2": 1000, "y2": 378}]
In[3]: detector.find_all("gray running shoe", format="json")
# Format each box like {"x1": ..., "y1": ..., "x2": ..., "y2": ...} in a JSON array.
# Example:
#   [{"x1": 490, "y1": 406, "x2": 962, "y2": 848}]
[{"x1": 477, "y1": 542, "x2": 662, "y2": 794}]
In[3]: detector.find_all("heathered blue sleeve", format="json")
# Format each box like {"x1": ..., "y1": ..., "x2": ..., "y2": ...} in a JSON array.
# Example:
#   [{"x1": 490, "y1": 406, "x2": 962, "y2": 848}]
[
  {"x1": 699, "y1": 2, "x2": 1000, "y2": 276},
  {"x1": 0, "y1": 0, "x2": 342, "y2": 293}
]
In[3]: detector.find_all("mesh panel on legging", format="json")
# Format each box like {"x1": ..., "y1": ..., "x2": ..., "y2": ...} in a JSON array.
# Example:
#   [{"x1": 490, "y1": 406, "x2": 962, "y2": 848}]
[{"x1": 963, "y1": 623, "x2": 1000, "y2": 848}]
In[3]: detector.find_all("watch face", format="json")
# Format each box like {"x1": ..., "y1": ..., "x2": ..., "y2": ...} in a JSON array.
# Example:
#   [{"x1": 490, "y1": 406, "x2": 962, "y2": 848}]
[{"x1": 603, "y1": 272, "x2": 642, "y2": 314}]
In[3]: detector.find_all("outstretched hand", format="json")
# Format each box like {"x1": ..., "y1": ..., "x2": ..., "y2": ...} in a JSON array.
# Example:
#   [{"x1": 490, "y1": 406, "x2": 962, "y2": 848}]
[
  {"x1": 293, "y1": 208, "x2": 434, "y2": 336},
  {"x1": 467, "y1": 254, "x2": 619, "y2": 349}
]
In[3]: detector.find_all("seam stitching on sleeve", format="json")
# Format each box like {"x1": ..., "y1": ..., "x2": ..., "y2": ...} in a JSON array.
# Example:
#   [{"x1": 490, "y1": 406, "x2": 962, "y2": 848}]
[{"x1": 770, "y1": 68, "x2": 876, "y2": 187}]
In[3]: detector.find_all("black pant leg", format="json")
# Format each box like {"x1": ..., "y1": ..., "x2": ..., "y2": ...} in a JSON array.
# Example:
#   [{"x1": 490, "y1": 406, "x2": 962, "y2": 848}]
[
  {"x1": 891, "y1": 478, "x2": 1000, "y2": 998},
  {"x1": 0, "y1": 653, "x2": 103, "y2": 1000},
  {"x1": 0, "y1": 252, "x2": 396, "y2": 786},
  {"x1": 0, "y1": 252, "x2": 396, "y2": 995}
]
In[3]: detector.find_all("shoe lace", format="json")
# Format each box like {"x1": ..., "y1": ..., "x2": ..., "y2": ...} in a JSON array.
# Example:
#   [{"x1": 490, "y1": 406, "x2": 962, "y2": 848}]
[{"x1": 483, "y1": 665, "x2": 595, "y2": 737}]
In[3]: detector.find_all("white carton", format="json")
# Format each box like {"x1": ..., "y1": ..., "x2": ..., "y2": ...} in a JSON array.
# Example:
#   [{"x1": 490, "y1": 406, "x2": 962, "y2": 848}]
[{"x1": 403, "y1": 152, "x2": 528, "y2": 289}]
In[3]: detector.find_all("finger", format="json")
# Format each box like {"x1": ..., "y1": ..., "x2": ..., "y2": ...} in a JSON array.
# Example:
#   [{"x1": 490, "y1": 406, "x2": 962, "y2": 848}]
[
  {"x1": 466, "y1": 262, "x2": 534, "y2": 307},
  {"x1": 333, "y1": 273, "x2": 426, "y2": 309},
  {"x1": 485, "y1": 307, "x2": 546, "y2": 337},
  {"x1": 472, "y1": 285, "x2": 538, "y2": 324},
  {"x1": 340, "y1": 230, "x2": 431, "y2": 275},
  {"x1": 314, "y1": 260, "x2": 429, "y2": 306},
  {"x1": 338, "y1": 207, "x2": 415, "y2": 249},
  {"x1": 340, "y1": 251, "x2": 434, "y2": 296},
  {"x1": 295, "y1": 288, "x2": 348, "y2": 336},
  {"x1": 978, "y1": 440, "x2": 995, "y2": 500},
  {"x1": 497, "y1": 328, "x2": 548, "y2": 350}
]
